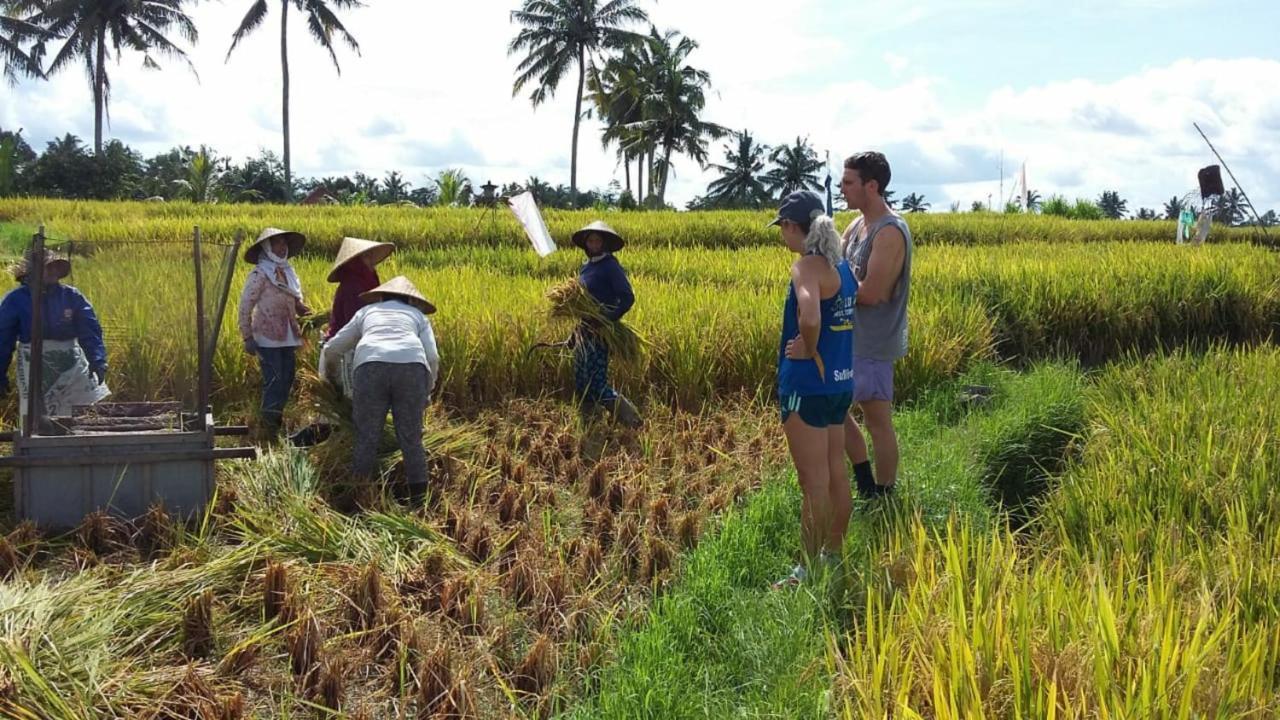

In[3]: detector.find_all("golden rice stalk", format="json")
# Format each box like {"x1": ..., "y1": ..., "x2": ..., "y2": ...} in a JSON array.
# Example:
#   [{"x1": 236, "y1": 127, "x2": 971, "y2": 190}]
[{"x1": 544, "y1": 278, "x2": 646, "y2": 365}]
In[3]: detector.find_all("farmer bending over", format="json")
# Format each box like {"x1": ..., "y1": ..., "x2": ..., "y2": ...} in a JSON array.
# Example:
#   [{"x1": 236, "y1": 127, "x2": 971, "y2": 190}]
[{"x1": 320, "y1": 276, "x2": 439, "y2": 507}]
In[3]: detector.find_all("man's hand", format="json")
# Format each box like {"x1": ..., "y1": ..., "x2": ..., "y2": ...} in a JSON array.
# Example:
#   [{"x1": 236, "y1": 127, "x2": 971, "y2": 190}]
[
  {"x1": 784, "y1": 334, "x2": 812, "y2": 360},
  {"x1": 91, "y1": 365, "x2": 107, "y2": 386},
  {"x1": 243, "y1": 338, "x2": 258, "y2": 355}
]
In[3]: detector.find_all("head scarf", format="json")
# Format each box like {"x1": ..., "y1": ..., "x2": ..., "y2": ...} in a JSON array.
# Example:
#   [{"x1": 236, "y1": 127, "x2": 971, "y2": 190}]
[{"x1": 253, "y1": 247, "x2": 303, "y2": 300}]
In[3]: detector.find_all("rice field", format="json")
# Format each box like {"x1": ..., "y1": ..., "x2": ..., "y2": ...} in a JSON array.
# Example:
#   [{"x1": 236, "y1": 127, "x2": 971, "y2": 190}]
[
  {"x1": 0, "y1": 201, "x2": 1277, "y2": 718},
  {"x1": 0, "y1": 198, "x2": 1269, "y2": 253}
]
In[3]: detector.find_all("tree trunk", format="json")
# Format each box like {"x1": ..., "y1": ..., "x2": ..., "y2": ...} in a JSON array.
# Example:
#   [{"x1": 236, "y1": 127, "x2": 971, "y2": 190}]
[
  {"x1": 658, "y1": 144, "x2": 674, "y2": 205},
  {"x1": 281, "y1": 0, "x2": 292, "y2": 203},
  {"x1": 623, "y1": 155, "x2": 630, "y2": 194},
  {"x1": 93, "y1": 24, "x2": 106, "y2": 155},
  {"x1": 636, "y1": 156, "x2": 643, "y2": 205},
  {"x1": 647, "y1": 148, "x2": 655, "y2": 206},
  {"x1": 569, "y1": 47, "x2": 585, "y2": 209}
]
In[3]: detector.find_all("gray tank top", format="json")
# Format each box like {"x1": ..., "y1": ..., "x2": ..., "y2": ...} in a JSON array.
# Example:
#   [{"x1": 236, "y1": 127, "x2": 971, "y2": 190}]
[{"x1": 842, "y1": 212, "x2": 912, "y2": 361}]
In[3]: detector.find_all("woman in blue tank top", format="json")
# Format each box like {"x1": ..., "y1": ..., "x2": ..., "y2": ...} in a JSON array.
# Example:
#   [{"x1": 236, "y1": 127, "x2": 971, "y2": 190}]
[{"x1": 770, "y1": 191, "x2": 858, "y2": 588}]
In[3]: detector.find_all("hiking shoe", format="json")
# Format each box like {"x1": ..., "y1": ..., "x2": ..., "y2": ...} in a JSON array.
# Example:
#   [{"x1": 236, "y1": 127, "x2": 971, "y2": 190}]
[
  {"x1": 870, "y1": 482, "x2": 896, "y2": 497},
  {"x1": 771, "y1": 564, "x2": 808, "y2": 590},
  {"x1": 853, "y1": 461, "x2": 877, "y2": 499},
  {"x1": 288, "y1": 422, "x2": 333, "y2": 448}
]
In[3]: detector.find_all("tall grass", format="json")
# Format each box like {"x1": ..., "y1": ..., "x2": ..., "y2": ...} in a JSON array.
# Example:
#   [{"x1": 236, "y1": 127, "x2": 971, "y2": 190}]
[
  {"x1": 832, "y1": 348, "x2": 1280, "y2": 717},
  {"x1": 2, "y1": 241, "x2": 1274, "y2": 427}
]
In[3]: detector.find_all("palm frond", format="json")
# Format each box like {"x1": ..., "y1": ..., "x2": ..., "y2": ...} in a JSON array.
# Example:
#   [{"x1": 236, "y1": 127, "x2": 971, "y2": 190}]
[{"x1": 225, "y1": 0, "x2": 269, "y2": 61}]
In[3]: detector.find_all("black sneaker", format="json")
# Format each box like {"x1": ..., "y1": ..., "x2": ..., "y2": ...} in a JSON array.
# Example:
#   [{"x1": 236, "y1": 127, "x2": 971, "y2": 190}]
[
  {"x1": 853, "y1": 461, "x2": 877, "y2": 499},
  {"x1": 870, "y1": 482, "x2": 895, "y2": 497}
]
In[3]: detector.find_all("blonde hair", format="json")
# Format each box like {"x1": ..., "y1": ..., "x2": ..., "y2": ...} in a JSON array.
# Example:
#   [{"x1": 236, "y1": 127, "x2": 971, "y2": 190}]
[{"x1": 804, "y1": 213, "x2": 842, "y2": 266}]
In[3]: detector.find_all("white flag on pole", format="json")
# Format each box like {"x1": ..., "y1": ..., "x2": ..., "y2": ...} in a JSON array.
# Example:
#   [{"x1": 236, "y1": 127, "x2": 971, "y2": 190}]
[
  {"x1": 507, "y1": 191, "x2": 557, "y2": 257},
  {"x1": 1020, "y1": 163, "x2": 1029, "y2": 212}
]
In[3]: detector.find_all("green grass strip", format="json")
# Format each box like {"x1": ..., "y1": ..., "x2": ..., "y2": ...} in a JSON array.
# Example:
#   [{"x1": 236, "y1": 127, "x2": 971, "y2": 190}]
[{"x1": 566, "y1": 364, "x2": 1089, "y2": 718}]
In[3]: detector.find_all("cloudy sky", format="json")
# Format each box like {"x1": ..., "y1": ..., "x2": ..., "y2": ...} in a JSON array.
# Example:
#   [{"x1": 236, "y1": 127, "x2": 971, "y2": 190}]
[{"x1": 3, "y1": 0, "x2": 1278, "y2": 213}]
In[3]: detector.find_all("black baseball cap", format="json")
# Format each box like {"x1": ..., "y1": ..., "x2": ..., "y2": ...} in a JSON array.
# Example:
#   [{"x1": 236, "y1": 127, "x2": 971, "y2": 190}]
[{"x1": 767, "y1": 190, "x2": 826, "y2": 227}]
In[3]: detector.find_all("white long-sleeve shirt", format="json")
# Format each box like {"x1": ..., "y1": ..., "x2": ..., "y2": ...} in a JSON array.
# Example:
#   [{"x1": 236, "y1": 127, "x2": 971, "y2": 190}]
[{"x1": 321, "y1": 299, "x2": 440, "y2": 396}]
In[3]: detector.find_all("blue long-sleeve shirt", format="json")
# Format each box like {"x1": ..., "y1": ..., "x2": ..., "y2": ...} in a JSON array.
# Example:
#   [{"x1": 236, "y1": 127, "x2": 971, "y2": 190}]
[
  {"x1": 578, "y1": 254, "x2": 635, "y2": 322},
  {"x1": 0, "y1": 283, "x2": 107, "y2": 392}
]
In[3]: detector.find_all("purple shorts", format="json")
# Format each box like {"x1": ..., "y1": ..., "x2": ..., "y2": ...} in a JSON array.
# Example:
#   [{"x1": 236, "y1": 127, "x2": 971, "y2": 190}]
[{"x1": 853, "y1": 356, "x2": 894, "y2": 404}]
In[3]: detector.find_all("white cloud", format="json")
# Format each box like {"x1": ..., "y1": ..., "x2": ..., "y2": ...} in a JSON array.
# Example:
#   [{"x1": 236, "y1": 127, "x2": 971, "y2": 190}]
[
  {"x1": 884, "y1": 52, "x2": 910, "y2": 75},
  {"x1": 0, "y1": 2, "x2": 1277, "y2": 215}
]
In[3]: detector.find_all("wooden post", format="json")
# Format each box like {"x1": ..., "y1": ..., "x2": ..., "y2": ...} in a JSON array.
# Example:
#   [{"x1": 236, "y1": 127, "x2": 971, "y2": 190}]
[
  {"x1": 205, "y1": 230, "x2": 242, "y2": 359},
  {"x1": 1193, "y1": 122, "x2": 1270, "y2": 235},
  {"x1": 193, "y1": 226, "x2": 210, "y2": 416},
  {"x1": 24, "y1": 228, "x2": 45, "y2": 438}
]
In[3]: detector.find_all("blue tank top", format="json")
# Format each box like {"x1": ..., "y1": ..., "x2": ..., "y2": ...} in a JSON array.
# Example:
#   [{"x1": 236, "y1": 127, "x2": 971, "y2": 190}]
[{"x1": 778, "y1": 259, "x2": 858, "y2": 397}]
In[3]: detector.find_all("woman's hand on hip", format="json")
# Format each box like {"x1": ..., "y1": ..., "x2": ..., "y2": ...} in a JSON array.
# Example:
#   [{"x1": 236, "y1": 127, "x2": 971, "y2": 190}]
[{"x1": 784, "y1": 334, "x2": 812, "y2": 360}]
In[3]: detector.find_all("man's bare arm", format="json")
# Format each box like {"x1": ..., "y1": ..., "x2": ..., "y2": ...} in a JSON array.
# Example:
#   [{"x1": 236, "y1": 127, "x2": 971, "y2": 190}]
[{"x1": 856, "y1": 226, "x2": 905, "y2": 306}]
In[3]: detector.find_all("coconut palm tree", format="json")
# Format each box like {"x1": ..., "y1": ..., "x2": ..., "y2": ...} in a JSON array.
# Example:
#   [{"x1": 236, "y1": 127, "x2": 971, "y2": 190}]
[
  {"x1": 626, "y1": 26, "x2": 725, "y2": 206},
  {"x1": 434, "y1": 169, "x2": 472, "y2": 207},
  {"x1": 509, "y1": 0, "x2": 647, "y2": 208},
  {"x1": 12, "y1": 0, "x2": 198, "y2": 155},
  {"x1": 171, "y1": 146, "x2": 224, "y2": 203},
  {"x1": 900, "y1": 192, "x2": 930, "y2": 213},
  {"x1": 705, "y1": 130, "x2": 769, "y2": 209},
  {"x1": 587, "y1": 53, "x2": 647, "y2": 201},
  {"x1": 762, "y1": 136, "x2": 823, "y2": 200},
  {"x1": 1097, "y1": 190, "x2": 1128, "y2": 219},
  {"x1": 1163, "y1": 195, "x2": 1185, "y2": 221},
  {"x1": 1214, "y1": 188, "x2": 1247, "y2": 225},
  {"x1": 380, "y1": 170, "x2": 408, "y2": 204},
  {"x1": 226, "y1": 0, "x2": 363, "y2": 202},
  {"x1": 1, "y1": 10, "x2": 48, "y2": 84}
]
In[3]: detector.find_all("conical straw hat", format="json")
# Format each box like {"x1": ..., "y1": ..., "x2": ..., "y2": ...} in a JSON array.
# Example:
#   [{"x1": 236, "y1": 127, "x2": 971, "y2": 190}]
[
  {"x1": 571, "y1": 220, "x2": 625, "y2": 252},
  {"x1": 360, "y1": 275, "x2": 436, "y2": 314},
  {"x1": 10, "y1": 249, "x2": 71, "y2": 281},
  {"x1": 327, "y1": 236, "x2": 395, "y2": 282},
  {"x1": 244, "y1": 227, "x2": 307, "y2": 264}
]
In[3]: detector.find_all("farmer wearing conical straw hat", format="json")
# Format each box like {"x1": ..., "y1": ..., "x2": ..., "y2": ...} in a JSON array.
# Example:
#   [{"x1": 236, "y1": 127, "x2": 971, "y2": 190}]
[
  {"x1": 572, "y1": 220, "x2": 641, "y2": 428},
  {"x1": 238, "y1": 228, "x2": 312, "y2": 438},
  {"x1": 0, "y1": 248, "x2": 110, "y2": 429},
  {"x1": 325, "y1": 237, "x2": 394, "y2": 339},
  {"x1": 321, "y1": 237, "x2": 394, "y2": 395},
  {"x1": 320, "y1": 276, "x2": 439, "y2": 506}
]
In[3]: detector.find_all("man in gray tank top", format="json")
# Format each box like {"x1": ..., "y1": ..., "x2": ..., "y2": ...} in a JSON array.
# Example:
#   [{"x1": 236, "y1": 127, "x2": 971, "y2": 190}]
[{"x1": 839, "y1": 152, "x2": 912, "y2": 497}]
